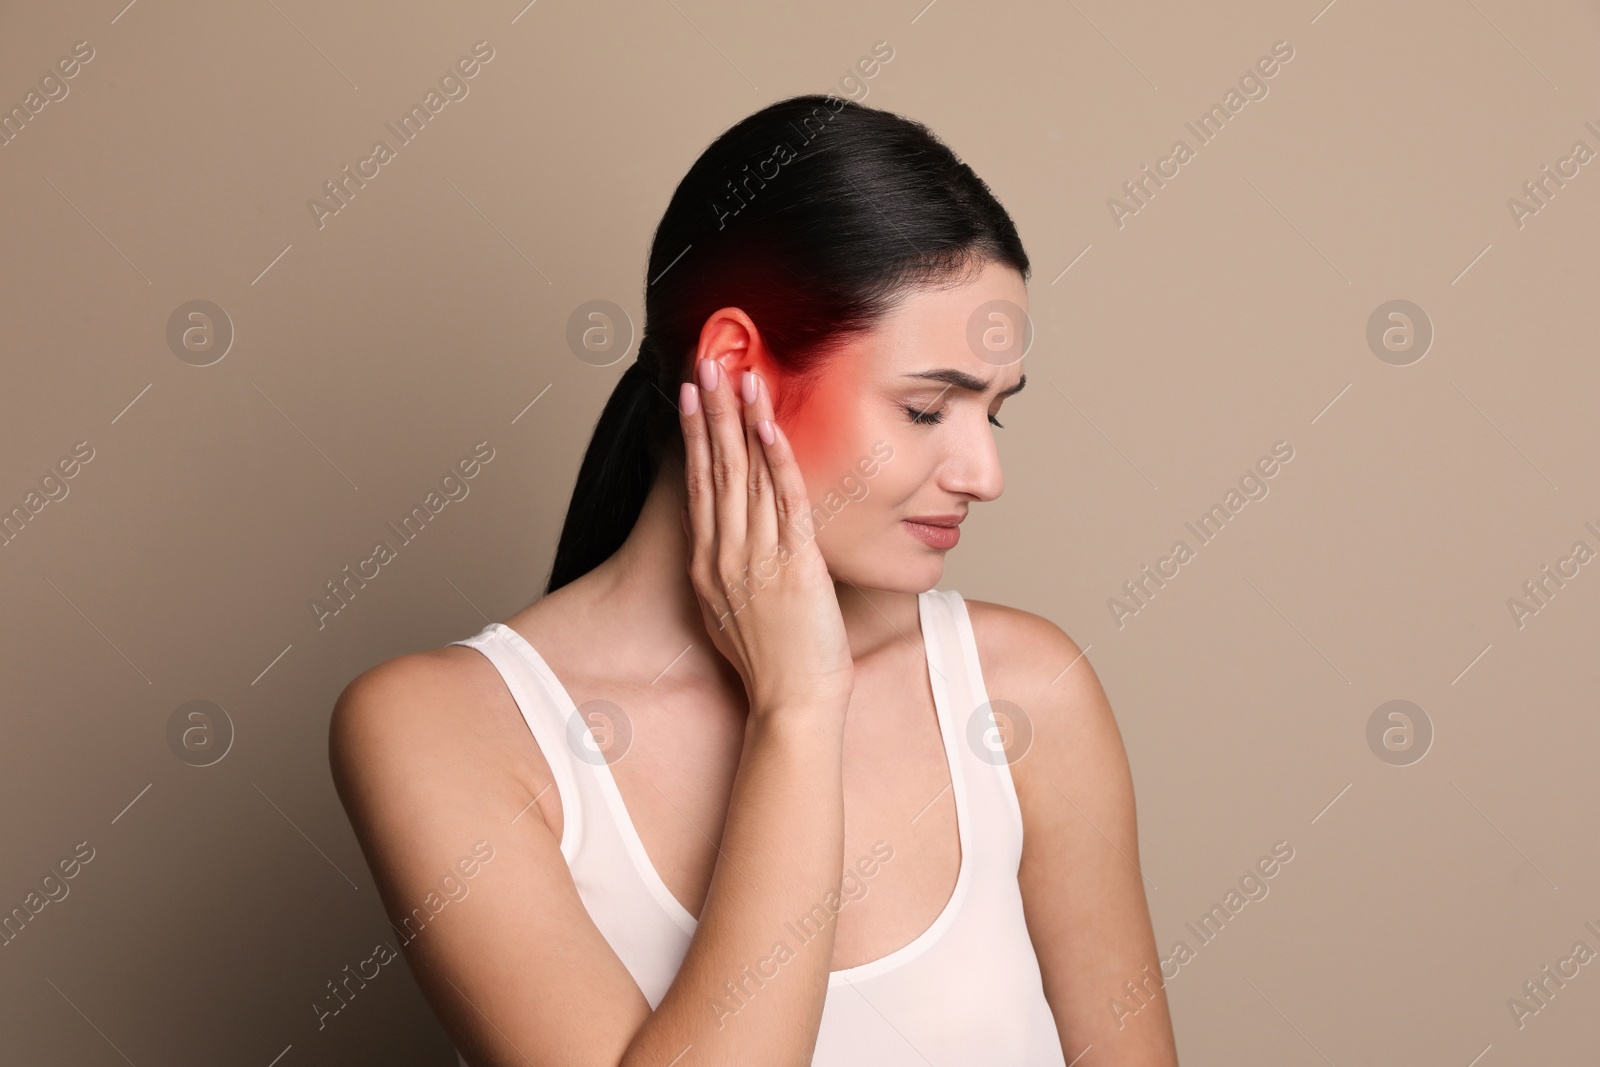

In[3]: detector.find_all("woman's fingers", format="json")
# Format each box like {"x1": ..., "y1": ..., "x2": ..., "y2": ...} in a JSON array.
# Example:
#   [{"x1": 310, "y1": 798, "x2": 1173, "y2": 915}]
[
  {"x1": 755, "y1": 393, "x2": 809, "y2": 548},
  {"x1": 697, "y1": 357, "x2": 749, "y2": 558},
  {"x1": 681, "y1": 359, "x2": 817, "y2": 637},
  {"x1": 678, "y1": 378, "x2": 718, "y2": 598},
  {"x1": 742, "y1": 371, "x2": 778, "y2": 550}
]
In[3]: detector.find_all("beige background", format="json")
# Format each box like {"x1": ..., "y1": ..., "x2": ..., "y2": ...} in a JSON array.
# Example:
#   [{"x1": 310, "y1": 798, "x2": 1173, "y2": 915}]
[{"x1": 3, "y1": 0, "x2": 1598, "y2": 1062}]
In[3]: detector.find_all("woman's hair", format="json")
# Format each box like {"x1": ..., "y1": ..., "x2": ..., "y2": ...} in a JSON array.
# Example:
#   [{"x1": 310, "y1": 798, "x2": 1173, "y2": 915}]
[{"x1": 545, "y1": 93, "x2": 1030, "y2": 593}]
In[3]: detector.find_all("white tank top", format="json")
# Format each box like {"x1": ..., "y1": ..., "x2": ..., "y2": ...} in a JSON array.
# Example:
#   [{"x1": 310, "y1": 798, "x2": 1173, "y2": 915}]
[{"x1": 446, "y1": 588, "x2": 1067, "y2": 1065}]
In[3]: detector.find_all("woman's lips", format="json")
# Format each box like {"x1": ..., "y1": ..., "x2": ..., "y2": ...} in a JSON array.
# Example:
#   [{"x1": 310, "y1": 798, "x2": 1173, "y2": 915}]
[{"x1": 902, "y1": 519, "x2": 961, "y2": 549}]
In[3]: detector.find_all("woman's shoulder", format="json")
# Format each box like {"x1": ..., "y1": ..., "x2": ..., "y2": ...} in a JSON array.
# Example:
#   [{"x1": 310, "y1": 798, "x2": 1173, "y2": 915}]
[
  {"x1": 959, "y1": 595, "x2": 1090, "y2": 692},
  {"x1": 328, "y1": 630, "x2": 548, "y2": 818},
  {"x1": 331, "y1": 582, "x2": 570, "y2": 747},
  {"x1": 332, "y1": 631, "x2": 507, "y2": 734},
  {"x1": 957, "y1": 595, "x2": 1122, "y2": 774}
]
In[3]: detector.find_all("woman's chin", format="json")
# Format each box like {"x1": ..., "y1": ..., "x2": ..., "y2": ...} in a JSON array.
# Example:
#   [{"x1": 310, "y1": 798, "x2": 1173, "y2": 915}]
[{"x1": 830, "y1": 550, "x2": 946, "y2": 594}]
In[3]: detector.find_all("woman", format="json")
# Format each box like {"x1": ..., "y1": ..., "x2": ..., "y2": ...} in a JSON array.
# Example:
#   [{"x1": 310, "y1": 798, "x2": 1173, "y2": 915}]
[{"x1": 330, "y1": 94, "x2": 1178, "y2": 1066}]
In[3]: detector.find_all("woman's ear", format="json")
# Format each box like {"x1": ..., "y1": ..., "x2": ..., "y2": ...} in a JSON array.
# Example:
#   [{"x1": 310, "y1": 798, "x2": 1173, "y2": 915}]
[
  {"x1": 696, "y1": 309, "x2": 754, "y2": 362},
  {"x1": 695, "y1": 308, "x2": 781, "y2": 406}
]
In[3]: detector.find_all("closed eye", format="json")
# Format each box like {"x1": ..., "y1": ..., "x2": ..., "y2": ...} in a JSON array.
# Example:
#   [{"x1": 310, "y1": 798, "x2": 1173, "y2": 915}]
[{"x1": 901, "y1": 403, "x2": 1005, "y2": 428}]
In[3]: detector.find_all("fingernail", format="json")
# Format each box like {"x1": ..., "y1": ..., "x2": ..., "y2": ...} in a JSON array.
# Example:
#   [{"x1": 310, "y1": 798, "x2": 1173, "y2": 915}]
[
  {"x1": 757, "y1": 418, "x2": 775, "y2": 446},
  {"x1": 741, "y1": 371, "x2": 757, "y2": 405},
  {"x1": 697, "y1": 358, "x2": 718, "y2": 392},
  {"x1": 679, "y1": 381, "x2": 699, "y2": 416}
]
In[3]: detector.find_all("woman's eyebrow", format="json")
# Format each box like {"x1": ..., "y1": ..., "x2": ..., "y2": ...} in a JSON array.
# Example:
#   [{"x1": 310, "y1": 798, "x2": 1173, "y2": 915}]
[{"x1": 902, "y1": 369, "x2": 1027, "y2": 397}]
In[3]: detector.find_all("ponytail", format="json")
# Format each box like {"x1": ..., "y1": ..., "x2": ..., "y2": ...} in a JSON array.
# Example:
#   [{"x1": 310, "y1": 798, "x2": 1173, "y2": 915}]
[{"x1": 545, "y1": 338, "x2": 675, "y2": 594}]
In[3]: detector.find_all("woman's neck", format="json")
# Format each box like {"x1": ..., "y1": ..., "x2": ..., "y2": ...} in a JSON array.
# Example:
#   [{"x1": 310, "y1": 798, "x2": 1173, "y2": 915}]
[{"x1": 577, "y1": 468, "x2": 915, "y2": 671}]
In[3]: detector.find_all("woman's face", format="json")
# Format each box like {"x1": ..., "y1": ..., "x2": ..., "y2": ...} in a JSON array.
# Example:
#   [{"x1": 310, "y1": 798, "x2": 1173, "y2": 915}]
[{"x1": 780, "y1": 259, "x2": 1029, "y2": 593}]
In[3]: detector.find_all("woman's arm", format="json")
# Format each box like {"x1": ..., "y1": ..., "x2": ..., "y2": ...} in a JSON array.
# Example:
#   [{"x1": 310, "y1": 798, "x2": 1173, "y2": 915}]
[
  {"x1": 330, "y1": 359, "x2": 855, "y2": 1066},
  {"x1": 968, "y1": 602, "x2": 1180, "y2": 1066},
  {"x1": 329, "y1": 655, "x2": 849, "y2": 1067}
]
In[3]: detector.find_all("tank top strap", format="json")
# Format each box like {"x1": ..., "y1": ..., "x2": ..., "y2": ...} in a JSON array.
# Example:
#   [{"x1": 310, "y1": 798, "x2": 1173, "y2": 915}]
[
  {"x1": 919, "y1": 588, "x2": 1026, "y2": 871},
  {"x1": 447, "y1": 623, "x2": 587, "y2": 861}
]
